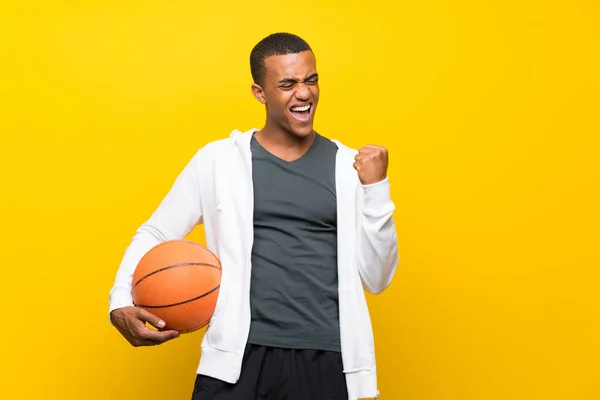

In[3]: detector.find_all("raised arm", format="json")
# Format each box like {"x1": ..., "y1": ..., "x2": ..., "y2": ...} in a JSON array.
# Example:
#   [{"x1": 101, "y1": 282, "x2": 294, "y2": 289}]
[{"x1": 353, "y1": 145, "x2": 399, "y2": 294}]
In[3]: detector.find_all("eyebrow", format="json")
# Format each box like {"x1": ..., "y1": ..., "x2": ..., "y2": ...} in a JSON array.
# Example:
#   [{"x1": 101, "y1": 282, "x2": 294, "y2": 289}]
[{"x1": 278, "y1": 73, "x2": 319, "y2": 84}]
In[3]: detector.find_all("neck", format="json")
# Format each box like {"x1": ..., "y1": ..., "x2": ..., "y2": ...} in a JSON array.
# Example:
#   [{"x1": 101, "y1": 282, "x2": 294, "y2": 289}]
[
  {"x1": 255, "y1": 121, "x2": 316, "y2": 162},
  {"x1": 258, "y1": 122, "x2": 315, "y2": 146}
]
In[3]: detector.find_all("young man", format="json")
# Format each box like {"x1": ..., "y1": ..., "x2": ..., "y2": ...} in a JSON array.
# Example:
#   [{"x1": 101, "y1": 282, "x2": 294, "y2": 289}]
[{"x1": 109, "y1": 33, "x2": 399, "y2": 400}]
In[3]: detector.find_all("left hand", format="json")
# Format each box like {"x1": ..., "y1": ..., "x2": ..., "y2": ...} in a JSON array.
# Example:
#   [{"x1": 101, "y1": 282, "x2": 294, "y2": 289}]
[{"x1": 353, "y1": 145, "x2": 389, "y2": 185}]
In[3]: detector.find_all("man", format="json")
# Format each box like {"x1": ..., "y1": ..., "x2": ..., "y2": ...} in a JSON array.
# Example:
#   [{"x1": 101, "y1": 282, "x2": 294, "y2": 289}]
[{"x1": 109, "y1": 33, "x2": 399, "y2": 400}]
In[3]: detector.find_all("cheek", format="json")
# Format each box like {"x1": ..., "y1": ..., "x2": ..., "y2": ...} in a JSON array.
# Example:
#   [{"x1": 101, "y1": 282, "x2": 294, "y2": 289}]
[
  {"x1": 274, "y1": 94, "x2": 292, "y2": 114},
  {"x1": 311, "y1": 86, "x2": 320, "y2": 100},
  {"x1": 265, "y1": 93, "x2": 285, "y2": 113}
]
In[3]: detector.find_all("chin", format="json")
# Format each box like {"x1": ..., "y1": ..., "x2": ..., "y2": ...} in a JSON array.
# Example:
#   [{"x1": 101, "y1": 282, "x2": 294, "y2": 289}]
[
  {"x1": 291, "y1": 127, "x2": 314, "y2": 137},
  {"x1": 285, "y1": 120, "x2": 314, "y2": 137}
]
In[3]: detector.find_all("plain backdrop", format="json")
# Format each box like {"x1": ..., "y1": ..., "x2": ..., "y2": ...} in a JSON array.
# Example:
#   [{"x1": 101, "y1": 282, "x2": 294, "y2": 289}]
[{"x1": 1, "y1": 0, "x2": 599, "y2": 399}]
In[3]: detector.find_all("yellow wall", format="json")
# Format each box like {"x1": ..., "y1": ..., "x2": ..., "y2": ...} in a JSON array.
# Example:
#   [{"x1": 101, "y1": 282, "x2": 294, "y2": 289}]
[{"x1": 1, "y1": 1, "x2": 598, "y2": 399}]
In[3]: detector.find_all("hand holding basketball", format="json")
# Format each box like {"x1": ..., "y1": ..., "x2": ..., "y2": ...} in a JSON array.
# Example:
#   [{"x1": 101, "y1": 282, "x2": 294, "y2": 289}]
[
  {"x1": 110, "y1": 306, "x2": 180, "y2": 347},
  {"x1": 353, "y1": 145, "x2": 389, "y2": 185}
]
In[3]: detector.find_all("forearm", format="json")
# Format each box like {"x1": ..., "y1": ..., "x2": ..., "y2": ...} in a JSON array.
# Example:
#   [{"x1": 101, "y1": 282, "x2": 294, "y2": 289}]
[
  {"x1": 108, "y1": 150, "x2": 204, "y2": 318},
  {"x1": 356, "y1": 177, "x2": 399, "y2": 294},
  {"x1": 109, "y1": 223, "x2": 167, "y2": 314}
]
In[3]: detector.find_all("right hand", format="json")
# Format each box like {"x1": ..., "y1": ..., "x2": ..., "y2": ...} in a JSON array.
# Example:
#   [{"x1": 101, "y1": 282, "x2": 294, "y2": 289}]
[{"x1": 110, "y1": 306, "x2": 180, "y2": 347}]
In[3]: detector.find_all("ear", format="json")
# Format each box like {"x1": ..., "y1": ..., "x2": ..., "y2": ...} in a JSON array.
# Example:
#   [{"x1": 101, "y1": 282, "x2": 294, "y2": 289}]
[{"x1": 251, "y1": 83, "x2": 266, "y2": 104}]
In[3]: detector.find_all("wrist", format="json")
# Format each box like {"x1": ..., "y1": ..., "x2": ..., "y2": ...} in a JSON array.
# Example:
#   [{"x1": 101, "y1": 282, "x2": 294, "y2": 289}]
[{"x1": 360, "y1": 176, "x2": 388, "y2": 188}]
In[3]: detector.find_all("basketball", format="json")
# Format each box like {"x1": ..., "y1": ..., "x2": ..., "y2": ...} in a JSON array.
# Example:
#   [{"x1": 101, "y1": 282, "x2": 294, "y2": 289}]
[{"x1": 131, "y1": 240, "x2": 221, "y2": 334}]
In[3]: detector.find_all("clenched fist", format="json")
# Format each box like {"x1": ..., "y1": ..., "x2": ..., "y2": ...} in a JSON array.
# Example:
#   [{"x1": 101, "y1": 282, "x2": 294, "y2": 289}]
[{"x1": 353, "y1": 145, "x2": 389, "y2": 185}]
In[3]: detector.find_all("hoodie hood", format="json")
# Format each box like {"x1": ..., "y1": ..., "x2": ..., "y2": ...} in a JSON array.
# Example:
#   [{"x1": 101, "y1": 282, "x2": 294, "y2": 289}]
[{"x1": 230, "y1": 128, "x2": 259, "y2": 148}]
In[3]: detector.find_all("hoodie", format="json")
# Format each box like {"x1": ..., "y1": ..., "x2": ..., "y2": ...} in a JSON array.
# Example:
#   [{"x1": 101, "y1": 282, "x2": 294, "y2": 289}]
[{"x1": 109, "y1": 128, "x2": 399, "y2": 399}]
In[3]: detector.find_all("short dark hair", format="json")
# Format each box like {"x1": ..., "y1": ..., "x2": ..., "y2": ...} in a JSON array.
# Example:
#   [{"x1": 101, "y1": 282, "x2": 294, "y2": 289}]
[{"x1": 250, "y1": 33, "x2": 312, "y2": 86}]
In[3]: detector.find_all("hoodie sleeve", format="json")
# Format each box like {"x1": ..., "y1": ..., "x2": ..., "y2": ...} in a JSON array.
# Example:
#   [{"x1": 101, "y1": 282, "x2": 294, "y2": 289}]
[
  {"x1": 108, "y1": 150, "x2": 204, "y2": 318},
  {"x1": 356, "y1": 177, "x2": 400, "y2": 294}
]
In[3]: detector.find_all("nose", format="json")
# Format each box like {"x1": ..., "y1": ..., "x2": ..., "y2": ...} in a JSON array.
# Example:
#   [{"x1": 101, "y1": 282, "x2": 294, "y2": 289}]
[{"x1": 294, "y1": 82, "x2": 311, "y2": 101}]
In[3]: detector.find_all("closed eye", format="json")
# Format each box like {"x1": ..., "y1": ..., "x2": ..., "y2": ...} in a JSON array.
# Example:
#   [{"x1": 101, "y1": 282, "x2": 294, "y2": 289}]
[
  {"x1": 280, "y1": 83, "x2": 295, "y2": 90},
  {"x1": 278, "y1": 73, "x2": 319, "y2": 90}
]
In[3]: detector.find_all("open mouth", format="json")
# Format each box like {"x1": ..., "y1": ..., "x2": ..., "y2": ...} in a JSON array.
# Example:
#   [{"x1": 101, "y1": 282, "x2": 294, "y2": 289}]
[{"x1": 289, "y1": 103, "x2": 313, "y2": 122}]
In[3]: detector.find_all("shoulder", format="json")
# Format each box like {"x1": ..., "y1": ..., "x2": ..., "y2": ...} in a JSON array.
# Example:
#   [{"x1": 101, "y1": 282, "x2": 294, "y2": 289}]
[
  {"x1": 198, "y1": 137, "x2": 233, "y2": 155},
  {"x1": 182, "y1": 138, "x2": 227, "y2": 169},
  {"x1": 193, "y1": 128, "x2": 252, "y2": 163},
  {"x1": 319, "y1": 135, "x2": 358, "y2": 156}
]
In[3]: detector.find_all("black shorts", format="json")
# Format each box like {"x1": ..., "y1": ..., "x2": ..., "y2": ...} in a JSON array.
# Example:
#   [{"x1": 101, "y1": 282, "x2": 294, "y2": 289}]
[{"x1": 191, "y1": 344, "x2": 349, "y2": 400}]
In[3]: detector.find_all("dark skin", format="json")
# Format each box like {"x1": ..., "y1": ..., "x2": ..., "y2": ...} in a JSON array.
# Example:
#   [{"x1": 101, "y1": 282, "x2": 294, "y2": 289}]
[
  {"x1": 251, "y1": 50, "x2": 388, "y2": 181},
  {"x1": 110, "y1": 307, "x2": 179, "y2": 346},
  {"x1": 251, "y1": 50, "x2": 321, "y2": 161},
  {"x1": 111, "y1": 49, "x2": 389, "y2": 347}
]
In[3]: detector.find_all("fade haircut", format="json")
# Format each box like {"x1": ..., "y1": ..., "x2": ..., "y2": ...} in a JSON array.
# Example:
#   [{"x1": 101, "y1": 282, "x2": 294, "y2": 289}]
[{"x1": 250, "y1": 33, "x2": 312, "y2": 86}]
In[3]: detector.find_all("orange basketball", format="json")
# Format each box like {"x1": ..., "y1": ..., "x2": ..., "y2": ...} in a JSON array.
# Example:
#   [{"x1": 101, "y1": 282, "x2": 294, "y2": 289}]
[{"x1": 131, "y1": 240, "x2": 221, "y2": 334}]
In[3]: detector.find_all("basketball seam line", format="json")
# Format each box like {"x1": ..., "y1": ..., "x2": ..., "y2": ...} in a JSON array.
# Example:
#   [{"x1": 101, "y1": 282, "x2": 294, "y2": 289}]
[
  {"x1": 133, "y1": 284, "x2": 220, "y2": 309},
  {"x1": 132, "y1": 262, "x2": 220, "y2": 290},
  {"x1": 181, "y1": 317, "x2": 212, "y2": 333}
]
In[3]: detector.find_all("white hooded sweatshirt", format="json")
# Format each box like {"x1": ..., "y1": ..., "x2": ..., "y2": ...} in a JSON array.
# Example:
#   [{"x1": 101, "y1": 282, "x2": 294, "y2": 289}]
[{"x1": 109, "y1": 128, "x2": 399, "y2": 399}]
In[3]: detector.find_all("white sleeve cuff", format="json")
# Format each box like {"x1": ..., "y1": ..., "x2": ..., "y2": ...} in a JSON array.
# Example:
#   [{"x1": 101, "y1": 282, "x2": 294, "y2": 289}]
[
  {"x1": 108, "y1": 287, "x2": 134, "y2": 324},
  {"x1": 360, "y1": 176, "x2": 389, "y2": 189},
  {"x1": 360, "y1": 177, "x2": 395, "y2": 216}
]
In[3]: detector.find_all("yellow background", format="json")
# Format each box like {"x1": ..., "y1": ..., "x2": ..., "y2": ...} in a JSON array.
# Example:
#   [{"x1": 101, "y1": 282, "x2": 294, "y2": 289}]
[{"x1": 1, "y1": 0, "x2": 599, "y2": 399}]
